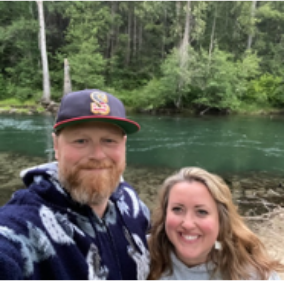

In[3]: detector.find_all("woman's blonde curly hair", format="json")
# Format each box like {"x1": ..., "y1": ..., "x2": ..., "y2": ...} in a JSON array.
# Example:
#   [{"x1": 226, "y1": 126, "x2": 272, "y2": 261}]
[{"x1": 148, "y1": 167, "x2": 284, "y2": 280}]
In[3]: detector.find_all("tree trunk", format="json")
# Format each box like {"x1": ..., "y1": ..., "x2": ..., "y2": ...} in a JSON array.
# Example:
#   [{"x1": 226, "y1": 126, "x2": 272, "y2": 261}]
[
  {"x1": 176, "y1": 1, "x2": 182, "y2": 42},
  {"x1": 247, "y1": 1, "x2": 257, "y2": 50},
  {"x1": 209, "y1": 4, "x2": 217, "y2": 62},
  {"x1": 161, "y1": 6, "x2": 167, "y2": 59},
  {"x1": 63, "y1": 58, "x2": 72, "y2": 96},
  {"x1": 125, "y1": 4, "x2": 132, "y2": 66},
  {"x1": 29, "y1": 1, "x2": 34, "y2": 18},
  {"x1": 176, "y1": 1, "x2": 181, "y2": 18},
  {"x1": 133, "y1": 8, "x2": 136, "y2": 59},
  {"x1": 37, "y1": 0, "x2": 50, "y2": 103},
  {"x1": 181, "y1": 0, "x2": 191, "y2": 49},
  {"x1": 176, "y1": 1, "x2": 191, "y2": 109},
  {"x1": 110, "y1": 1, "x2": 116, "y2": 58},
  {"x1": 138, "y1": 22, "x2": 142, "y2": 51}
]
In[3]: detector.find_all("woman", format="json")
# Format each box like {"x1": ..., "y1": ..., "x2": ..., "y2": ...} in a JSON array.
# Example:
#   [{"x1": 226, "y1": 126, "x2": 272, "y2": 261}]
[{"x1": 148, "y1": 167, "x2": 284, "y2": 280}]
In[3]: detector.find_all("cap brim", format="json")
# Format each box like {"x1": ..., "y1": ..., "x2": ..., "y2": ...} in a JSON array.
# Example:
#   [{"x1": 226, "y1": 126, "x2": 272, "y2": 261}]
[{"x1": 54, "y1": 116, "x2": 140, "y2": 134}]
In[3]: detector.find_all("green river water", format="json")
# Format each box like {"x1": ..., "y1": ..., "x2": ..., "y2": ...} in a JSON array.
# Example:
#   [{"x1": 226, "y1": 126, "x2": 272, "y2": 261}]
[{"x1": 0, "y1": 113, "x2": 284, "y2": 214}]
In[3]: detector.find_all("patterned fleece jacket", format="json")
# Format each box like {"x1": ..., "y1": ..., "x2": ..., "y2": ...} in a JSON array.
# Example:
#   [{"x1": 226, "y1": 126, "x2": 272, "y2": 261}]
[{"x1": 0, "y1": 162, "x2": 150, "y2": 280}]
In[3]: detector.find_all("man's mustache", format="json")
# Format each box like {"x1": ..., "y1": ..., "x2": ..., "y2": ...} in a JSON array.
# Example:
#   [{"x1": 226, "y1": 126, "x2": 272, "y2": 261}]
[{"x1": 76, "y1": 160, "x2": 114, "y2": 170}]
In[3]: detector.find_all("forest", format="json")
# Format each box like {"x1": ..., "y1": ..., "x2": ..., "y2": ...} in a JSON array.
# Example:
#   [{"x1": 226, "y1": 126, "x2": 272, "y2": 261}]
[{"x1": 1, "y1": 1, "x2": 284, "y2": 114}]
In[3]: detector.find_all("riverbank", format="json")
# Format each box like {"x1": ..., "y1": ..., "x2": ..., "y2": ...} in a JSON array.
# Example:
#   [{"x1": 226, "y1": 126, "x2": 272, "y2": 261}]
[
  {"x1": 0, "y1": 152, "x2": 283, "y2": 277},
  {"x1": 0, "y1": 101, "x2": 58, "y2": 115},
  {"x1": 246, "y1": 207, "x2": 284, "y2": 278},
  {"x1": 1, "y1": 99, "x2": 284, "y2": 117}
]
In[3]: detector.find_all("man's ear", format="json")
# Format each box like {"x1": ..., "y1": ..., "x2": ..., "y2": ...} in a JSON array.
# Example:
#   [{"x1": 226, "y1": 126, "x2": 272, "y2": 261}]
[
  {"x1": 52, "y1": 132, "x2": 59, "y2": 160},
  {"x1": 123, "y1": 135, "x2": 127, "y2": 146}
]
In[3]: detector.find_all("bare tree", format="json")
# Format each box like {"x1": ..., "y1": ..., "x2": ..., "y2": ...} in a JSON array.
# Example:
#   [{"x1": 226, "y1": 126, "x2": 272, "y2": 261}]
[
  {"x1": 37, "y1": 0, "x2": 50, "y2": 103},
  {"x1": 181, "y1": 0, "x2": 191, "y2": 50},
  {"x1": 247, "y1": 1, "x2": 257, "y2": 50},
  {"x1": 63, "y1": 59, "x2": 72, "y2": 96},
  {"x1": 133, "y1": 7, "x2": 136, "y2": 59},
  {"x1": 176, "y1": 0, "x2": 191, "y2": 109},
  {"x1": 209, "y1": 3, "x2": 217, "y2": 63},
  {"x1": 125, "y1": 3, "x2": 132, "y2": 66}
]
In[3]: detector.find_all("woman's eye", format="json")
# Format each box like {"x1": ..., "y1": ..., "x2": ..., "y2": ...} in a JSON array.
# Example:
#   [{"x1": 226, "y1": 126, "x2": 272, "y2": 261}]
[
  {"x1": 172, "y1": 207, "x2": 182, "y2": 213},
  {"x1": 197, "y1": 209, "x2": 208, "y2": 216}
]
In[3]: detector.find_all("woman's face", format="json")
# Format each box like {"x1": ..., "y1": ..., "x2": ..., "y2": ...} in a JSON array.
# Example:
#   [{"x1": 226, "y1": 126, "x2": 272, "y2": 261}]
[{"x1": 165, "y1": 180, "x2": 219, "y2": 267}]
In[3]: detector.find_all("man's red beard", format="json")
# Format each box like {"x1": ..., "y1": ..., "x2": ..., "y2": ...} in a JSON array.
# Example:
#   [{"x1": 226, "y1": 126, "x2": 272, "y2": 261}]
[{"x1": 58, "y1": 159, "x2": 125, "y2": 206}]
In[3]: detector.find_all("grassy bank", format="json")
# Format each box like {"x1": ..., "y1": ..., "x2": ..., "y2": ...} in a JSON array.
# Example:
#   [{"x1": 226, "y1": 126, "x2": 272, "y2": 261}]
[
  {"x1": 0, "y1": 98, "x2": 48, "y2": 114},
  {"x1": 1, "y1": 98, "x2": 284, "y2": 116}
]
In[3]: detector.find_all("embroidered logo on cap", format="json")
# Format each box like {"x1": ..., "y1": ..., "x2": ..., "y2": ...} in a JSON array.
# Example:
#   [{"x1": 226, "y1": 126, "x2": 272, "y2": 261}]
[{"x1": 90, "y1": 91, "x2": 110, "y2": 115}]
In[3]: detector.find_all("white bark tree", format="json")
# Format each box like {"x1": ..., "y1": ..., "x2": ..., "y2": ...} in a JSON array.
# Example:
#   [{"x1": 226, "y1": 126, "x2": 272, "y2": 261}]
[
  {"x1": 176, "y1": 0, "x2": 191, "y2": 109},
  {"x1": 37, "y1": 0, "x2": 51, "y2": 102},
  {"x1": 247, "y1": 1, "x2": 257, "y2": 50},
  {"x1": 63, "y1": 58, "x2": 72, "y2": 96}
]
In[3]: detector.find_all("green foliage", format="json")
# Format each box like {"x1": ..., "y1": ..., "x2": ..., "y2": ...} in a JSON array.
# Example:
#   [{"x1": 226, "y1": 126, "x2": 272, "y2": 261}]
[
  {"x1": 197, "y1": 49, "x2": 238, "y2": 109},
  {"x1": 130, "y1": 46, "x2": 261, "y2": 112},
  {"x1": 254, "y1": 2, "x2": 284, "y2": 76},
  {"x1": 0, "y1": 98, "x2": 22, "y2": 106},
  {"x1": 0, "y1": 74, "x2": 6, "y2": 100},
  {"x1": 68, "y1": 42, "x2": 106, "y2": 90},
  {"x1": 61, "y1": 2, "x2": 107, "y2": 90},
  {"x1": 245, "y1": 74, "x2": 281, "y2": 105},
  {"x1": 272, "y1": 86, "x2": 284, "y2": 107},
  {"x1": 50, "y1": 87, "x2": 63, "y2": 102},
  {"x1": 4, "y1": 81, "x2": 36, "y2": 102},
  {"x1": 159, "y1": 48, "x2": 192, "y2": 107},
  {"x1": 0, "y1": 1, "x2": 284, "y2": 113},
  {"x1": 127, "y1": 78, "x2": 168, "y2": 110},
  {"x1": 244, "y1": 73, "x2": 284, "y2": 108},
  {"x1": 131, "y1": 47, "x2": 201, "y2": 110},
  {"x1": 190, "y1": 2, "x2": 208, "y2": 43},
  {"x1": 0, "y1": 2, "x2": 41, "y2": 101},
  {"x1": 190, "y1": 49, "x2": 259, "y2": 111},
  {"x1": 0, "y1": 98, "x2": 37, "y2": 106}
]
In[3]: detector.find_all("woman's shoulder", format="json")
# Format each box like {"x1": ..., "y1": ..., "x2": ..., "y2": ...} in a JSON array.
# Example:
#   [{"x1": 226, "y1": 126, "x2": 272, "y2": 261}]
[
  {"x1": 250, "y1": 271, "x2": 282, "y2": 281},
  {"x1": 268, "y1": 271, "x2": 282, "y2": 280}
]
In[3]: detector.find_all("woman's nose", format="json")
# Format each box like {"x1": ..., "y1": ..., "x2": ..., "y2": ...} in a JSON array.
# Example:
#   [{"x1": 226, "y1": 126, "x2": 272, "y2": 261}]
[{"x1": 181, "y1": 214, "x2": 196, "y2": 229}]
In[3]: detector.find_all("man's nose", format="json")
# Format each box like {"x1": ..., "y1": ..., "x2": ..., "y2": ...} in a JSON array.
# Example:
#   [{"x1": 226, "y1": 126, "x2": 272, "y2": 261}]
[{"x1": 89, "y1": 144, "x2": 106, "y2": 160}]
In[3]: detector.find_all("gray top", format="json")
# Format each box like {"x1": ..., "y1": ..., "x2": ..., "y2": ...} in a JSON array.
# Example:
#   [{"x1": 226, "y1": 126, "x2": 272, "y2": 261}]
[{"x1": 160, "y1": 252, "x2": 281, "y2": 280}]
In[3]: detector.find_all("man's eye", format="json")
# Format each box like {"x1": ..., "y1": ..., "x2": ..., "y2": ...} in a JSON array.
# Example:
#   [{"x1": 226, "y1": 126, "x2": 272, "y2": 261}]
[
  {"x1": 103, "y1": 138, "x2": 116, "y2": 143},
  {"x1": 74, "y1": 139, "x2": 87, "y2": 144}
]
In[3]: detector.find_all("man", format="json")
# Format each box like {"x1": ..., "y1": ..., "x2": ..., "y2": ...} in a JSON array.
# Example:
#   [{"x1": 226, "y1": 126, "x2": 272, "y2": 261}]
[{"x1": 0, "y1": 89, "x2": 150, "y2": 279}]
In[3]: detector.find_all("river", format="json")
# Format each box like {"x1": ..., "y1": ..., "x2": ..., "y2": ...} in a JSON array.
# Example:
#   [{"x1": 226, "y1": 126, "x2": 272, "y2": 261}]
[{"x1": 1, "y1": 113, "x2": 284, "y2": 213}]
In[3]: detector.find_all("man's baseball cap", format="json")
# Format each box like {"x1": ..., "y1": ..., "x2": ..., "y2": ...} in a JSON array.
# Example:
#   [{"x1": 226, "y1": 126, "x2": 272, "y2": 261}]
[{"x1": 53, "y1": 89, "x2": 140, "y2": 134}]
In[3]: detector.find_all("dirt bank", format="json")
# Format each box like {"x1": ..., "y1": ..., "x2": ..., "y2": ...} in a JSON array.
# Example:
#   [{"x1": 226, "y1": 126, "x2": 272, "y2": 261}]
[{"x1": 245, "y1": 207, "x2": 284, "y2": 278}]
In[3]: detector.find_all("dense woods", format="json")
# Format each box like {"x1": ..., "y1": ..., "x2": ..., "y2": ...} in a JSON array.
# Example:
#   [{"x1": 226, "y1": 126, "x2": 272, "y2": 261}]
[{"x1": 1, "y1": 1, "x2": 284, "y2": 114}]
